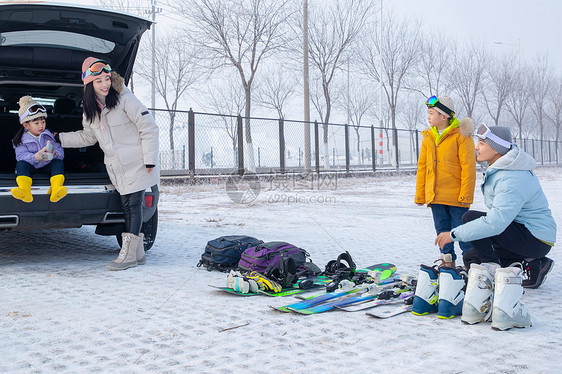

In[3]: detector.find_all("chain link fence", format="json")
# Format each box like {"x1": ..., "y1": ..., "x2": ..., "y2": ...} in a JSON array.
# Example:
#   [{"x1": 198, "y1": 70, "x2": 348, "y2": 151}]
[{"x1": 152, "y1": 109, "x2": 562, "y2": 176}]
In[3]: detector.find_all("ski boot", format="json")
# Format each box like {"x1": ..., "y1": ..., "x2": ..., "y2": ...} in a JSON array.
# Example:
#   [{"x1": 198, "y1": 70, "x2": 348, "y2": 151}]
[
  {"x1": 226, "y1": 270, "x2": 258, "y2": 294},
  {"x1": 437, "y1": 266, "x2": 467, "y2": 319},
  {"x1": 491, "y1": 265, "x2": 532, "y2": 331},
  {"x1": 411, "y1": 264, "x2": 439, "y2": 315},
  {"x1": 522, "y1": 257, "x2": 554, "y2": 289},
  {"x1": 243, "y1": 271, "x2": 282, "y2": 293},
  {"x1": 461, "y1": 263, "x2": 500, "y2": 324}
]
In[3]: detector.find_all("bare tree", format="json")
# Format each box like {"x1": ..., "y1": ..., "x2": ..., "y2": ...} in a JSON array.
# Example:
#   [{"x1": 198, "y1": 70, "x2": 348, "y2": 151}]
[
  {"x1": 505, "y1": 66, "x2": 531, "y2": 144},
  {"x1": 544, "y1": 75, "x2": 562, "y2": 161},
  {"x1": 135, "y1": 34, "x2": 199, "y2": 158},
  {"x1": 202, "y1": 76, "x2": 246, "y2": 166},
  {"x1": 408, "y1": 34, "x2": 455, "y2": 98},
  {"x1": 529, "y1": 54, "x2": 553, "y2": 164},
  {"x1": 449, "y1": 42, "x2": 490, "y2": 118},
  {"x1": 255, "y1": 66, "x2": 297, "y2": 119},
  {"x1": 360, "y1": 13, "x2": 421, "y2": 168},
  {"x1": 97, "y1": 0, "x2": 147, "y2": 93},
  {"x1": 172, "y1": 0, "x2": 293, "y2": 171},
  {"x1": 482, "y1": 53, "x2": 517, "y2": 126},
  {"x1": 399, "y1": 94, "x2": 426, "y2": 164},
  {"x1": 307, "y1": 0, "x2": 372, "y2": 169},
  {"x1": 97, "y1": 0, "x2": 142, "y2": 11},
  {"x1": 348, "y1": 83, "x2": 376, "y2": 165}
]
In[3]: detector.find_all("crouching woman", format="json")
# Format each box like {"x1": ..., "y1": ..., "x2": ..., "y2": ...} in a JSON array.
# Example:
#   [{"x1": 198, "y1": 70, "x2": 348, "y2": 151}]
[{"x1": 435, "y1": 125, "x2": 556, "y2": 289}]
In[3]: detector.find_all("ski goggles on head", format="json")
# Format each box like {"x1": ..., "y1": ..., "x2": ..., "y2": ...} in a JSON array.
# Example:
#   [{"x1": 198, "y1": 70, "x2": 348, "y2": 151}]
[
  {"x1": 82, "y1": 59, "x2": 112, "y2": 81},
  {"x1": 475, "y1": 124, "x2": 513, "y2": 149},
  {"x1": 425, "y1": 95, "x2": 454, "y2": 117},
  {"x1": 19, "y1": 104, "x2": 47, "y2": 123}
]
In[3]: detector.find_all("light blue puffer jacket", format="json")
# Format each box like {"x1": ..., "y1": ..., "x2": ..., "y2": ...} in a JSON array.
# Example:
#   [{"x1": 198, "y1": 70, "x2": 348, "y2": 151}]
[{"x1": 451, "y1": 145, "x2": 557, "y2": 244}]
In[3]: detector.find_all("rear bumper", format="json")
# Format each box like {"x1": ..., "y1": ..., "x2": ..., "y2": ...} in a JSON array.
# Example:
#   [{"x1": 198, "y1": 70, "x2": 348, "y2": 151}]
[
  {"x1": 0, "y1": 184, "x2": 158, "y2": 231},
  {"x1": 0, "y1": 184, "x2": 122, "y2": 230}
]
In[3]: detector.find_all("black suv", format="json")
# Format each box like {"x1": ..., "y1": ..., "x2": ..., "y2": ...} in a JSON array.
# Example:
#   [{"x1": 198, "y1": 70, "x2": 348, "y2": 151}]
[{"x1": 0, "y1": 3, "x2": 159, "y2": 250}]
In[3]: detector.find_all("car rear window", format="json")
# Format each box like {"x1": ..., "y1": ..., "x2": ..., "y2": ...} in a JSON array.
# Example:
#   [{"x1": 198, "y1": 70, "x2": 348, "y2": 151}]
[{"x1": 0, "y1": 30, "x2": 115, "y2": 53}]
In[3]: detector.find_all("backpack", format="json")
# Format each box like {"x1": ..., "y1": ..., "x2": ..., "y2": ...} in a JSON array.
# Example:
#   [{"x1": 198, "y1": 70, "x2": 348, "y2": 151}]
[
  {"x1": 238, "y1": 241, "x2": 321, "y2": 287},
  {"x1": 197, "y1": 235, "x2": 263, "y2": 272}
]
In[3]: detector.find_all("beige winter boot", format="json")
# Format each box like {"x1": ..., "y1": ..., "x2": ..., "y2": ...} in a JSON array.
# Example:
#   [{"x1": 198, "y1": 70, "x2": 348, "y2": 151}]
[
  {"x1": 106, "y1": 233, "x2": 141, "y2": 271},
  {"x1": 137, "y1": 233, "x2": 146, "y2": 265},
  {"x1": 434, "y1": 253, "x2": 455, "y2": 268}
]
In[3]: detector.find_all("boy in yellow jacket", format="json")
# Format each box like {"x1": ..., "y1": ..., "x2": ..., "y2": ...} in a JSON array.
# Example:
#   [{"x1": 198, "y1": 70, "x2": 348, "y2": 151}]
[{"x1": 415, "y1": 95, "x2": 476, "y2": 268}]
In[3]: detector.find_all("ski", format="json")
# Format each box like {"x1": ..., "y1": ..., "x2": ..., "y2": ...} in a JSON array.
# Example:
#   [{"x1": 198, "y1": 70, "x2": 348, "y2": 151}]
[
  {"x1": 366, "y1": 305, "x2": 413, "y2": 319},
  {"x1": 335, "y1": 292, "x2": 413, "y2": 312},
  {"x1": 292, "y1": 287, "x2": 414, "y2": 315},
  {"x1": 271, "y1": 280, "x2": 359, "y2": 312}
]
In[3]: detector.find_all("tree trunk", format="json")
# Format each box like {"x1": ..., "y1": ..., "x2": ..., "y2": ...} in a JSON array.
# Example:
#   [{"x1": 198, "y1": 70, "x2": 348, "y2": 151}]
[
  {"x1": 323, "y1": 124, "x2": 329, "y2": 169},
  {"x1": 354, "y1": 128, "x2": 361, "y2": 165},
  {"x1": 244, "y1": 85, "x2": 256, "y2": 172},
  {"x1": 391, "y1": 107, "x2": 399, "y2": 169},
  {"x1": 169, "y1": 111, "x2": 175, "y2": 168}
]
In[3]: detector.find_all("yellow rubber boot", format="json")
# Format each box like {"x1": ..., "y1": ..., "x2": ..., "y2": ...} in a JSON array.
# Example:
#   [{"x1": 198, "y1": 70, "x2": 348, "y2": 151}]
[
  {"x1": 11, "y1": 176, "x2": 33, "y2": 203},
  {"x1": 49, "y1": 174, "x2": 68, "y2": 203}
]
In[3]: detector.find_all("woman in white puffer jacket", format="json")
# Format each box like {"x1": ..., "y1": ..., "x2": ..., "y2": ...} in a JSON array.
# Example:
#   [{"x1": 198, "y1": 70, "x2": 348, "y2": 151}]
[{"x1": 58, "y1": 57, "x2": 160, "y2": 271}]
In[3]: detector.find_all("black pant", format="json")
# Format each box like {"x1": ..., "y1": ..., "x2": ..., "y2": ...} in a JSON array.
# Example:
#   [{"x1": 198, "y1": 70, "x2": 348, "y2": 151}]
[
  {"x1": 16, "y1": 159, "x2": 64, "y2": 177},
  {"x1": 120, "y1": 190, "x2": 145, "y2": 236},
  {"x1": 461, "y1": 210, "x2": 551, "y2": 267}
]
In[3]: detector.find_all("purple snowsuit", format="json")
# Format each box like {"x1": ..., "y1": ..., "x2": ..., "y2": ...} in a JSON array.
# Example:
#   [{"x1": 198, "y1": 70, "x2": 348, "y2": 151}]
[{"x1": 14, "y1": 129, "x2": 64, "y2": 169}]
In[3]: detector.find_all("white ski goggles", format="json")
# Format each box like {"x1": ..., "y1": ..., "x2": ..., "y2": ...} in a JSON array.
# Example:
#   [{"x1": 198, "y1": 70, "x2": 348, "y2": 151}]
[
  {"x1": 475, "y1": 124, "x2": 512, "y2": 149},
  {"x1": 19, "y1": 104, "x2": 47, "y2": 124}
]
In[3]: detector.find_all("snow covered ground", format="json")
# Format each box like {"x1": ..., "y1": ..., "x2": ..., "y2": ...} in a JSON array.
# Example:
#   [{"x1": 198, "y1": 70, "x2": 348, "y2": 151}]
[{"x1": 1, "y1": 167, "x2": 561, "y2": 373}]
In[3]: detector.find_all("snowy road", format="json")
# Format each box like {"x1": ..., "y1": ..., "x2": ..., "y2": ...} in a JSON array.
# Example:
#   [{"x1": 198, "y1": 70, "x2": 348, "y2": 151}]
[{"x1": 1, "y1": 169, "x2": 561, "y2": 373}]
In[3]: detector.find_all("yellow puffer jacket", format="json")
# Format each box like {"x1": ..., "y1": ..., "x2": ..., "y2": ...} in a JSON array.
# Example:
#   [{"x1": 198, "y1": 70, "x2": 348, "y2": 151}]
[{"x1": 415, "y1": 118, "x2": 476, "y2": 207}]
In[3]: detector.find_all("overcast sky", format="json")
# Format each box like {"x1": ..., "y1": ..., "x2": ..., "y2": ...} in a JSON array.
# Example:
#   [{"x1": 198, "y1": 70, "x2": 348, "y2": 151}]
[
  {"x1": 386, "y1": 0, "x2": 561, "y2": 71},
  {"x1": 45, "y1": 0, "x2": 562, "y2": 118},
  {"x1": 49, "y1": 0, "x2": 561, "y2": 72}
]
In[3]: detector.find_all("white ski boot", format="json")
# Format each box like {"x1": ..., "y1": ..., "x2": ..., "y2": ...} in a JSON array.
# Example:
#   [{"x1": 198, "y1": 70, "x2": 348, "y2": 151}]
[
  {"x1": 461, "y1": 263, "x2": 500, "y2": 324},
  {"x1": 491, "y1": 265, "x2": 532, "y2": 331},
  {"x1": 437, "y1": 266, "x2": 467, "y2": 319},
  {"x1": 412, "y1": 265, "x2": 439, "y2": 315}
]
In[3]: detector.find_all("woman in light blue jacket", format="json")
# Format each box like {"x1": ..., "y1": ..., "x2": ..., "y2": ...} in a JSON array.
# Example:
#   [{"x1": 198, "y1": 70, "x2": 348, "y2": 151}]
[{"x1": 436, "y1": 125, "x2": 556, "y2": 289}]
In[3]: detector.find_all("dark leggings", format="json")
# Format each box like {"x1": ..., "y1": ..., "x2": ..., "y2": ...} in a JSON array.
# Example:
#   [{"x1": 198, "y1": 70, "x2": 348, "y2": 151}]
[
  {"x1": 120, "y1": 190, "x2": 145, "y2": 236},
  {"x1": 461, "y1": 210, "x2": 551, "y2": 267}
]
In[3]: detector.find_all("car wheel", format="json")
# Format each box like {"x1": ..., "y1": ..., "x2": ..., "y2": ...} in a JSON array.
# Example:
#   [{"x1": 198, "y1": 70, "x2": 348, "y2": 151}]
[{"x1": 115, "y1": 208, "x2": 158, "y2": 251}]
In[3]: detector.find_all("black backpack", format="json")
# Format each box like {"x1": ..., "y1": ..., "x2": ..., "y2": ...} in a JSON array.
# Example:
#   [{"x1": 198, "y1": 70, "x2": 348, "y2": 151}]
[{"x1": 197, "y1": 235, "x2": 263, "y2": 272}]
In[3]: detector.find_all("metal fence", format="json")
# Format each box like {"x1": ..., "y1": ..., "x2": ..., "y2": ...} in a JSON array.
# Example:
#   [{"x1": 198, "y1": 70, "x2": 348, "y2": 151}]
[{"x1": 152, "y1": 109, "x2": 562, "y2": 176}]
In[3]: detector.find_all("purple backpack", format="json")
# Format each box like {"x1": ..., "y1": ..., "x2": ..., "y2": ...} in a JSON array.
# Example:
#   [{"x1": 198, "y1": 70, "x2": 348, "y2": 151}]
[{"x1": 238, "y1": 241, "x2": 310, "y2": 275}]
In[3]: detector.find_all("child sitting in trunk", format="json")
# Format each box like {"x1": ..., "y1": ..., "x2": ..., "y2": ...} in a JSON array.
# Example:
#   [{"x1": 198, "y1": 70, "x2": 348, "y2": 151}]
[{"x1": 11, "y1": 95, "x2": 67, "y2": 203}]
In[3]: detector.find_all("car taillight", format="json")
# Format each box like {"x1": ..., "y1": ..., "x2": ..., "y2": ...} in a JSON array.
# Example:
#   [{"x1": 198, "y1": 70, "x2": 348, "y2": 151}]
[{"x1": 145, "y1": 195, "x2": 153, "y2": 207}]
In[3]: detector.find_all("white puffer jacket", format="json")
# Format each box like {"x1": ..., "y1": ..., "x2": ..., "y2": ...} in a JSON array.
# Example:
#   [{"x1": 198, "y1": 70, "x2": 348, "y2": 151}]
[{"x1": 60, "y1": 72, "x2": 160, "y2": 195}]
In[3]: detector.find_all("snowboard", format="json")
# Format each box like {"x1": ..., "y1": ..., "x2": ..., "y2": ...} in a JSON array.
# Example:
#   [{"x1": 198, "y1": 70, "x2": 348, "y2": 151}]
[
  {"x1": 366, "y1": 305, "x2": 413, "y2": 319},
  {"x1": 209, "y1": 275, "x2": 331, "y2": 297},
  {"x1": 208, "y1": 285, "x2": 259, "y2": 296},
  {"x1": 355, "y1": 262, "x2": 397, "y2": 281},
  {"x1": 291, "y1": 271, "x2": 402, "y2": 301}
]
